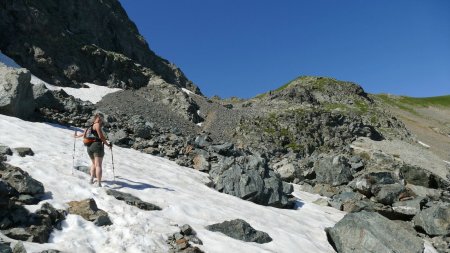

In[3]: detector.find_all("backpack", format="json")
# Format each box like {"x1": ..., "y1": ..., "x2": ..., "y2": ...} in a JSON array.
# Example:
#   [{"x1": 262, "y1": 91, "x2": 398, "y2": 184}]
[{"x1": 83, "y1": 125, "x2": 100, "y2": 146}]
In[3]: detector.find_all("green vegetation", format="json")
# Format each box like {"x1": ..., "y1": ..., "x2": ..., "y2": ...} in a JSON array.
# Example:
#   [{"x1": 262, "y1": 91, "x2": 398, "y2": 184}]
[
  {"x1": 377, "y1": 94, "x2": 450, "y2": 109},
  {"x1": 376, "y1": 94, "x2": 419, "y2": 115}
]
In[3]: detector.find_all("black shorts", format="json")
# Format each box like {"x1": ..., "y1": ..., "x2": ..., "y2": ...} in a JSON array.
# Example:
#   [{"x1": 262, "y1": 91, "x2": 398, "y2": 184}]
[{"x1": 87, "y1": 142, "x2": 104, "y2": 159}]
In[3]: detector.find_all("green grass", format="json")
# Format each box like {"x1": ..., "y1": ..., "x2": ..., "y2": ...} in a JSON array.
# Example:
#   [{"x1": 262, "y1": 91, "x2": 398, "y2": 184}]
[{"x1": 397, "y1": 95, "x2": 450, "y2": 107}]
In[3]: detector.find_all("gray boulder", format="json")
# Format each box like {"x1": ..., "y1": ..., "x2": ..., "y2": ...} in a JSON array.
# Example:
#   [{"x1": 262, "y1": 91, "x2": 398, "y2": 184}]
[
  {"x1": 272, "y1": 158, "x2": 297, "y2": 181},
  {"x1": 106, "y1": 189, "x2": 162, "y2": 211},
  {"x1": 392, "y1": 197, "x2": 427, "y2": 217},
  {"x1": 0, "y1": 163, "x2": 44, "y2": 196},
  {"x1": 0, "y1": 240, "x2": 12, "y2": 253},
  {"x1": 326, "y1": 211, "x2": 424, "y2": 253},
  {"x1": 373, "y1": 183, "x2": 406, "y2": 205},
  {"x1": 210, "y1": 154, "x2": 293, "y2": 208},
  {"x1": 32, "y1": 83, "x2": 63, "y2": 111},
  {"x1": 12, "y1": 242, "x2": 26, "y2": 253},
  {"x1": 315, "y1": 155, "x2": 354, "y2": 186},
  {"x1": 329, "y1": 191, "x2": 366, "y2": 211},
  {"x1": 206, "y1": 219, "x2": 272, "y2": 244},
  {"x1": 349, "y1": 171, "x2": 403, "y2": 197},
  {"x1": 414, "y1": 202, "x2": 450, "y2": 236},
  {"x1": 0, "y1": 145, "x2": 12, "y2": 157},
  {"x1": 67, "y1": 199, "x2": 112, "y2": 226},
  {"x1": 192, "y1": 150, "x2": 210, "y2": 172},
  {"x1": 0, "y1": 64, "x2": 35, "y2": 119}
]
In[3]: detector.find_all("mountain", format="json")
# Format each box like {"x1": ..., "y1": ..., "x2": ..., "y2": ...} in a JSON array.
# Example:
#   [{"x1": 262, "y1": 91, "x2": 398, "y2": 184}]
[{"x1": 0, "y1": 0, "x2": 200, "y2": 93}]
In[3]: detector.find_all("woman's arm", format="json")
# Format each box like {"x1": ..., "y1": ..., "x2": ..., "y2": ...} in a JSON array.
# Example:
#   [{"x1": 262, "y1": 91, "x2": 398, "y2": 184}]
[
  {"x1": 94, "y1": 124, "x2": 111, "y2": 147},
  {"x1": 74, "y1": 129, "x2": 86, "y2": 138}
]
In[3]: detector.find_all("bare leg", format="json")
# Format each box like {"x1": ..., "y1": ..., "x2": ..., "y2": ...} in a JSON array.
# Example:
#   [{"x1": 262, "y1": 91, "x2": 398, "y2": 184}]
[
  {"x1": 94, "y1": 156, "x2": 103, "y2": 186},
  {"x1": 89, "y1": 158, "x2": 95, "y2": 184}
]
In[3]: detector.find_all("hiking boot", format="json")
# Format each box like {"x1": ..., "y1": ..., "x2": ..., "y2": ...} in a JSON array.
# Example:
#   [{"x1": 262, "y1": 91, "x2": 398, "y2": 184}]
[{"x1": 97, "y1": 182, "x2": 102, "y2": 187}]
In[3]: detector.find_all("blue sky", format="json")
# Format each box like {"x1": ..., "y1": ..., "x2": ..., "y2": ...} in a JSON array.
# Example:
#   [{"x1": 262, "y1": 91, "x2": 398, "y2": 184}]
[{"x1": 119, "y1": 0, "x2": 450, "y2": 98}]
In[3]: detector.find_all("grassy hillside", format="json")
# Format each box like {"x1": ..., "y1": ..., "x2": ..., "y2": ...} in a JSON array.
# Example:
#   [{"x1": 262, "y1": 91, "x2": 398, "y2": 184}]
[{"x1": 376, "y1": 94, "x2": 450, "y2": 109}]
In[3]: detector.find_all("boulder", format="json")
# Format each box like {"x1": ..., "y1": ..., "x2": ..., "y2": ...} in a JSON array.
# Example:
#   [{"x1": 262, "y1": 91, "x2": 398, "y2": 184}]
[
  {"x1": 349, "y1": 171, "x2": 403, "y2": 197},
  {"x1": 32, "y1": 83, "x2": 63, "y2": 111},
  {"x1": 12, "y1": 242, "x2": 26, "y2": 253},
  {"x1": 166, "y1": 224, "x2": 204, "y2": 253},
  {"x1": 192, "y1": 151, "x2": 210, "y2": 172},
  {"x1": 206, "y1": 219, "x2": 272, "y2": 244},
  {"x1": 400, "y1": 165, "x2": 447, "y2": 189},
  {"x1": 208, "y1": 143, "x2": 234, "y2": 156},
  {"x1": 0, "y1": 64, "x2": 35, "y2": 119},
  {"x1": 0, "y1": 240, "x2": 12, "y2": 253},
  {"x1": 210, "y1": 154, "x2": 293, "y2": 208},
  {"x1": 0, "y1": 164, "x2": 44, "y2": 196},
  {"x1": 67, "y1": 199, "x2": 112, "y2": 226},
  {"x1": 373, "y1": 183, "x2": 406, "y2": 205},
  {"x1": 329, "y1": 191, "x2": 366, "y2": 211},
  {"x1": 414, "y1": 202, "x2": 450, "y2": 236},
  {"x1": 315, "y1": 155, "x2": 354, "y2": 186},
  {"x1": 392, "y1": 197, "x2": 427, "y2": 217},
  {"x1": 326, "y1": 211, "x2": 424, "y2": 253},
  {"x1": 0, "y1": 145, "x2": 12, "y2": 157},
  {"x1": 106, "y1": 189, "x2": 162, "y2": 211},
  {"x1": 272, "y1": 159, "x2": 297, "y2": 181},
  {"x1": 14, "y1": 148, "x2": 34, "y2": 157}
]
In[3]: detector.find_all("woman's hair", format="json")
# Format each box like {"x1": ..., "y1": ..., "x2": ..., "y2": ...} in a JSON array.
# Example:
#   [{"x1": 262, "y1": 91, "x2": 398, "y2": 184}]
[{"x1": 92, "y1": 113, "x2": 104, "y2": 124}]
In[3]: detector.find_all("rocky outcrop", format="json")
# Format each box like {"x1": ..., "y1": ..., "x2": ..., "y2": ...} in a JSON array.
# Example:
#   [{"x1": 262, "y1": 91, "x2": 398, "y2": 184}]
[
  {"x1": 67, "y1": 198, "x2": 112, "y2": 226},
  {"x1": 0, "y1": 0, "x2": 199, "y2": 93},
  {"x1": 0, "y1": 64, "x2": 34, "y2": 119},
  {"x1": 13, "y1": 147, "x2": 34, "y2": 157},
  {"x1": 0, "y1": 162, "x2": 44, "y2": 204},
  {"x1": 326, "y1": 211, "x2": 424, "y2": 253},
  {"x1": 106, "y1": 189, "x2": 162, "y2": 211},
  {"x1": 206, "y1": 219, "x2": 272, "y2": 244}
]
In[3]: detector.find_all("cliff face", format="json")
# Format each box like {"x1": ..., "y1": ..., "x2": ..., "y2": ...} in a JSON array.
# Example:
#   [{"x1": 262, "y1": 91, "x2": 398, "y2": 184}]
[{"x1": 0, "y1": 0, "x2": 200, "y2": 93}]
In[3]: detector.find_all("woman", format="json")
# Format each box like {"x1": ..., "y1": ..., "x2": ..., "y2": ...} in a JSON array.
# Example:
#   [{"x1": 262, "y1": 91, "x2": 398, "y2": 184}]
[{"x1": 75, "y1": 113, "x2": 112, "y2": 187}]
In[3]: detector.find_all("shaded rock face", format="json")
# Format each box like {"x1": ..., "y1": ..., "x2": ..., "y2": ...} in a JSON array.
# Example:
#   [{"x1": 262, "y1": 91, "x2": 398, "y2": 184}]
[
  {"x1": 0, "y1": 64, "x2": 35, "y2": 119},
  {"x1": 326, "y1": 211, "x2": 424, "y2": 253},
  {"x1": 206, "y1": 219, "x2": 272, "y2": 244},
  {"x1": 0, "y1": 0, "x2": 199, "y2": 93},
  {"x1": 106, "y1": 189, "x2": 162, "y2": 211},
  {"x1": 0, "y1": 163, "x2": 44, "y2": 203},
  {"x1": 67, "y1": 198, "x2": 112, "y2": 226},
  {"x1": 315, "y1": 155, "x2": 354, "y2": 186}
]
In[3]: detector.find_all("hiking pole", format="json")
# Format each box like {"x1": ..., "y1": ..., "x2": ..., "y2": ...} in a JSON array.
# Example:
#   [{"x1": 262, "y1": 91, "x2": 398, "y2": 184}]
[
  {"x1": 110, "y1": 144, "x2": 115, "y2": 182},
  {"x1": 72, "y1": 130, "x2": 77, "y2": 175}
]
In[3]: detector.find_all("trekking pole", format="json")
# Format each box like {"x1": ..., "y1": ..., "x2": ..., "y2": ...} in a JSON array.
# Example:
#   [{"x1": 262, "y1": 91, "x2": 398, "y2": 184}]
[
  {"x1": 72, "y1": 130, "x2": 77, "y2": 175},
  {"x1": 110, "y1": 144, "x2": 115, "y2": 181}
]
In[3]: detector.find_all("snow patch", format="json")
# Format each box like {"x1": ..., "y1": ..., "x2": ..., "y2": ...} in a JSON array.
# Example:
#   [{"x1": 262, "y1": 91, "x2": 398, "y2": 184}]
[
  {"x1": 181, "y1": 88, "x2": 193, "y2": 95},
  {"x1": 418, "y1": 141, "x2": 431, "y2": 148}
]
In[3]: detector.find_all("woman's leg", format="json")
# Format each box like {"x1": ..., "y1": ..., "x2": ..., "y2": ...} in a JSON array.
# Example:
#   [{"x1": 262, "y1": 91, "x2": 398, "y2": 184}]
[
  {"x1": 94, "y1": 156, "x2": 103, "y2": 186},
  {"x1": 90, "y1": 158, "x2": 96, "y2": 183}
]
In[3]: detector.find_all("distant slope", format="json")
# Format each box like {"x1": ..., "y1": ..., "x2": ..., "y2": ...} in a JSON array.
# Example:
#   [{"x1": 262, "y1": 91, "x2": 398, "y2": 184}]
[{"x1": 374, "y1": 94, "x2": 450, "y2": 160}]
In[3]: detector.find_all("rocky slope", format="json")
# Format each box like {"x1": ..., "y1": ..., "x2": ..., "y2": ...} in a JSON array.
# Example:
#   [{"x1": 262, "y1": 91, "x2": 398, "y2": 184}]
[{"x1": 0, "y1": 0, "x2": 199, "y2": 93}]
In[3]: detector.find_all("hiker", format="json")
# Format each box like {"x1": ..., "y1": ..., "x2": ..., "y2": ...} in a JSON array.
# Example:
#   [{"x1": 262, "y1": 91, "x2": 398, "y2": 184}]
[{"x1": 74, "y1": 113, "x2": 112, "y2": 187}]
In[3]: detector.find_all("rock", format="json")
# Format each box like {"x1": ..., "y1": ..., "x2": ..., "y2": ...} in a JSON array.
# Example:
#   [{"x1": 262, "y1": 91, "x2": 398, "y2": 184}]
[
  {"x1": 166, "y1": 224, "x2": 204, "y2": 253},
  {"x1": 329, "y1": 191, "x2": 366, "y2": 211},
  {"x1": 106, "y1": 189, "x2": 162, "y2": 211},
  {"x1": 430, "y1": 236, "x2": 450, "y2": 253},
  {"x1": 315, "y1": 155, "x2": 354, "y2": 186},
  {"x1": 108, "y1": 130, "x2": 131, "y2": 147},
  {"x1": 74, "y1": 166, "x2": 90, "y2": 175},
  {"x1": 39, "y1": 250, "x2": 61, "y2": 253},
  {"x1": 67, "y1": 199, "x2": 112, "y2": 226},
  {"x1": 272, "y1": 159, "x2": 297, "y2": 181},
  {"x1": 192, "y1": 151, "x2": 210, "y2": 172},
  {"x1": 210, "y1": 154, "x2": 293, "y2": 208},
  {"x1": 13, "y1": 148, "x2": 34, "y2": 157},
  {"x1": 373, "y1": 183, "x2": 406, "y2": 205},
  {"x1": 312, "y1": 198, "x2": 329, "y2": 206},
  {"x1": 414, "y1": 202, "x2": 450, "y2": 236},
  {"x1": 180, "y1": 224, "x2": 194, "y2": 236},
  {"x1": 0, "y1": 145, "x2": 12, "y2": 157},
  {"x1": 0, "y1": 240, "x2": 12, "y2": 253},
  {"x1": 12, "y1": 242, "x2": 26, "y2": 253},
  {"x1": 206, "y1": 219, "x2": 272, "y2": 244},
  {"x1": 392, "y1": 197, "x2": 427, "y2": 217},
  {"x1": 407, "y1": 184, "x2": 442, "y2": 201},
  {"x1": 32, "y1": 83, "x2": 63, "y2": 111},
  {"x1": 326, "y1": 211, "x2": 424, "y2": 253},
  {"x1": 194, "y1": 135, "x2": 212, "y2": 148},
  {"x1": 0, "y1": 64, "x2": 35, "y2": 119},
  {"x1": 208, "y1": 143, "x2": 234, "y2": 156},
  {"x1": 400, "y1": 165, "x2": 445, "y2": 189},
  {"x1": 349, "y1": 171, "x2": 403, "y2": 197},
  {"x1": 0, "y1": 164, "x2": 44, "y2": 196}
]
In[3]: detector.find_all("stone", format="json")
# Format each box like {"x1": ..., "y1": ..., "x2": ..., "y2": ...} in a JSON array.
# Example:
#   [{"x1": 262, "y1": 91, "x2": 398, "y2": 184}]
[
  {"x1": 326, "y1": 211, "x2": 424, "y2": 253},
  {"x1": 12, "y1": 242, "x2": 26, "y2": 253},
  {"x1": 0, "y1": 240, "x2": 12, "y2": 253},
  {"x1": 180, "y1": 224, "x2": 194, "y2": 236},
  {"x1": 406, "y1": 184, "x2": 442, "y2": 201},
  {"x1": 208, "y1": 143, "x2": 234, "y2": 156},
  {"x1": 373, "y1": 183, "x2": 406, "y2": 205},
  {"x1": 74, "y1": 166, "x2": 90, "y2": 175},
  {"x1": 67, "y1": 199, "x2": 112, "y2": 226},
  {"x1": 315, "y1": 155, "x2": 354, "y2": 186},
  {"x1": 312, "y1": 198, "x2": 329, "y2": 206},
  {"x1": 106, "y1": 189, "x2": 162, "y2": 211},
  {"x1": 392, "y1": 197, "x2": 427, "y2": 217},
  {"x1": 329, "y1": 191, "x2": 366, "y2": 211},
  {"x1": 272, "y1": 159, "x2": 297, "y2": 181},
  {"x1": 0, "y1": 145, "x2": 12, "y2": 157},
  {"x1": 194, "y1": 135, "x2": 212, "y2": 148},
  {"x1": 0, "y1": 64, "x2": 35, "y2": 119},
  {"x1": 0, "y1": 164, "x2": 44, "y2": 196},
  {"x1": 193, "y1": 151, "x2": 210, "y2": 172},
  {"x1": 13, "y1": 148, "x2": 34, "y2": 157},
  {"x1": 206, "y1": 219, "x2": 272, "y2": 244},
  {"x1": 349, "y1": 171, "x2": 403, "y2": 197},
  {"x1": 32, "y1": 83, "x2": 63, "y2": 111},
  {"x1": 414, "y1": 202, "x2": 450, "y2": 236}
]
